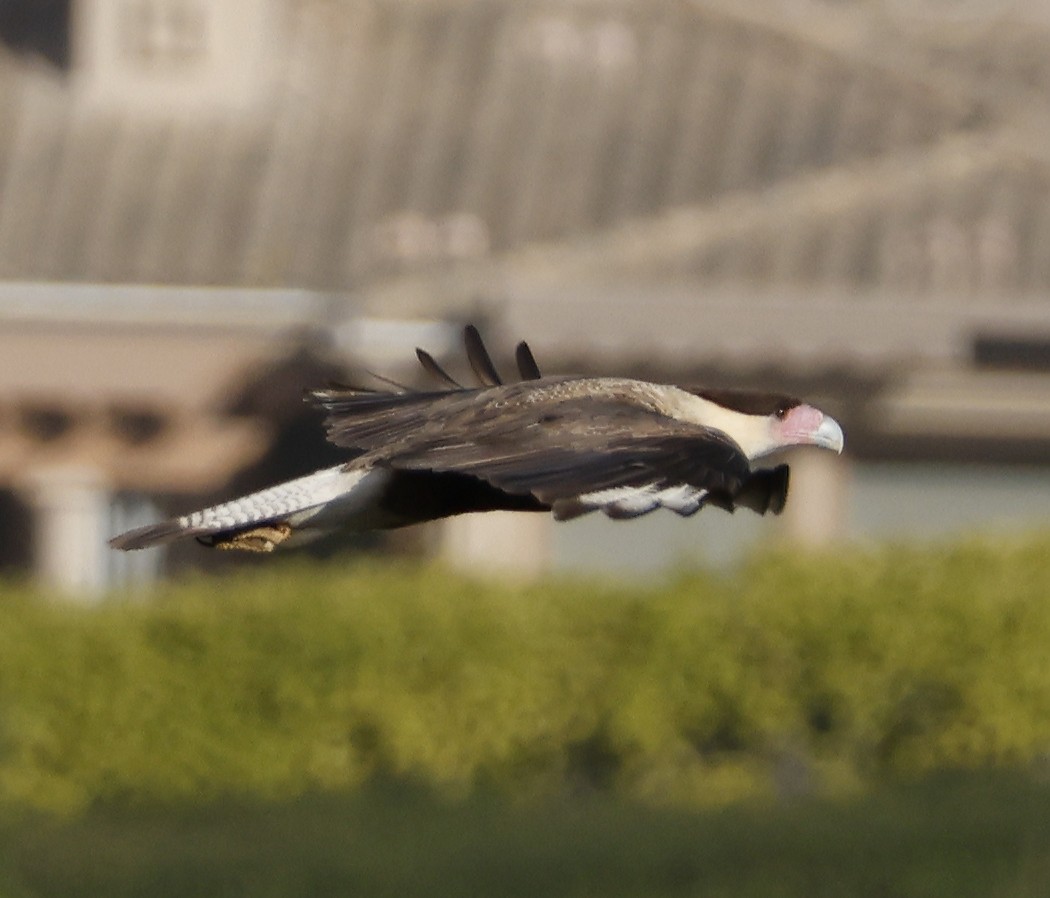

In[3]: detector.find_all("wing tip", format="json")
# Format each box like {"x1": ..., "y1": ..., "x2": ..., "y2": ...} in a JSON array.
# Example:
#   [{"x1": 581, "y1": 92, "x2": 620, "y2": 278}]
[
  {"x1": 109, "y1": 520, "x2": 188, "y2": 551},
  {"x1": 515, "y1": 340, "x2": 542, "y2": 380},
  {"x1": 462, "y1": 324, "x2": 504, "y2": 386},
  {"x1": 416, "y1": 346, "x2": 464, "y2": 389},
  {"x1": 732, "y1": 464, "x2": 790, "y2": 516}
]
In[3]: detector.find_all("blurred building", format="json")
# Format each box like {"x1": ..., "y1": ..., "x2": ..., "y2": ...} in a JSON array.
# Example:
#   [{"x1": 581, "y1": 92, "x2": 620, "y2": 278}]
[{"x1": 2, "y1": 0, "x2": 1050, "y2": 593}]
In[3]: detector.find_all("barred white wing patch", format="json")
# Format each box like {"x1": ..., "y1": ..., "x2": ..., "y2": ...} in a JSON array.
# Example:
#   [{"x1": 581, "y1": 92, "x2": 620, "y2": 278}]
[
  {"x1": 649, "y1": 484, "x2": 706, "y2": 516},
  {"x1": 563, "y1": 483, "x2": 708, "y2": 520}
]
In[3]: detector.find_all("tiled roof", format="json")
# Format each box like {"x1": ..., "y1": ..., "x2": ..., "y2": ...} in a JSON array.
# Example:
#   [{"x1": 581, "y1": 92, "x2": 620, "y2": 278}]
[{"x1": 0, "y1": 0, "x2": 985, "y2": 290}]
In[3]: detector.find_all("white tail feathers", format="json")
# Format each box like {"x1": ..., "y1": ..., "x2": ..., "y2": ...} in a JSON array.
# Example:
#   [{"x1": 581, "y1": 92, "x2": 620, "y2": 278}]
[{"x1": 110, "y1": 465, "x2": 383, "y2": 550}]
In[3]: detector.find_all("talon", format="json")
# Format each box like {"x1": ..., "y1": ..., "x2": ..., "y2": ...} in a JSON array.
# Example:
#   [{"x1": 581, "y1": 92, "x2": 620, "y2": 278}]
[{"x1": 213, "y1": 523, "x2": 293, "y2": 553}]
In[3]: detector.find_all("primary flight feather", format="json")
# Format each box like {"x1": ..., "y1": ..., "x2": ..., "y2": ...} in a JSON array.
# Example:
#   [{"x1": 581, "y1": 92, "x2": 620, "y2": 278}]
[{"x1": 110, "y1": 325, "x2": 844, "y2": 553}]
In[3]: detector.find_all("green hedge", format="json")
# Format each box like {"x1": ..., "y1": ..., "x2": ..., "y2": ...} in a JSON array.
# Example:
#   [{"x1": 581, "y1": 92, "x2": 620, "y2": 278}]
[{"x1": 2, "y1": 535, "x2": 1050, "y2": 814}]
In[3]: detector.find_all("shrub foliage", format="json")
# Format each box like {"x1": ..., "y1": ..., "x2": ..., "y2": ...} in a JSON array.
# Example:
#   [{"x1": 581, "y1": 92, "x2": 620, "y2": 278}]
[{"x1": 2, "y1": 535, "x2": 1050, "y2": 813}]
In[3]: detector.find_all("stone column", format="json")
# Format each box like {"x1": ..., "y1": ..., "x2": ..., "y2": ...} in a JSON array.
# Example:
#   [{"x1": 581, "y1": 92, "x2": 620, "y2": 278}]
[
  {"x1": 439, "y1": 511, "x2": 552, "y2": 579},
  {"x1": 21, "y1": 465, "x2": 111, "y2": 599},
  {"x1": 779, "y1": 449, "x2": 851, "y2": 547}
]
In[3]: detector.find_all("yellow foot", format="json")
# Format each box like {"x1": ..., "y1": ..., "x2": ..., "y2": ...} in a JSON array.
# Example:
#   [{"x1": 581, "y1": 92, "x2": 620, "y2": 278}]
[{"x1": 214, "y1": 522, "x2": 293, "y2": 553}]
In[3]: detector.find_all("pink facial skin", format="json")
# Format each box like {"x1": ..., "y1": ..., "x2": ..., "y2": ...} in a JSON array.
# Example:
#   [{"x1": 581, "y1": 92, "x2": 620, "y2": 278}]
[{"x1": 774, "y1": 404, "x2": 845, "y2": 452}]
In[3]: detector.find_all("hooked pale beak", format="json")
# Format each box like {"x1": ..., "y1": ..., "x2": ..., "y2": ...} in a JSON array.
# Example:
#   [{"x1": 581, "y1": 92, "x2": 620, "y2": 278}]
[
  {"x1": 774, "y1": 405, "x2": 845, "y2": 455},
  {"x1": 812, "y1": 414, "x2": 845, "y2": 454}
]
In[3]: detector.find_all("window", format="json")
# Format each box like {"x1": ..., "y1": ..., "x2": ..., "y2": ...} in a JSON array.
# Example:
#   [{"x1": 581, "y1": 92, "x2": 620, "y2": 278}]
[
  {"x1": 118, "y1": 0, "x2": 207, "y2": 69},
  {"x1": 74, "y1": 0, "x2": 277, "y2": 114}
]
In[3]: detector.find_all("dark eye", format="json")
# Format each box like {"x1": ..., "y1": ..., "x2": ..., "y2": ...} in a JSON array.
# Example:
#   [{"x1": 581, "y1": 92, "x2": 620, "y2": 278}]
[{"x1": 774, "y1": 405, "x2": 789, "y2": 420}]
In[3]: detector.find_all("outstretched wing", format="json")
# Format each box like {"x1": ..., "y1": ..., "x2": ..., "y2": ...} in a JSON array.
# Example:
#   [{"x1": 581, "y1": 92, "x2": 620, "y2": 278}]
[
  {"x1": 374, "y1": 400, "x2": 755, "y2": 519},
  {"x1": 315, "y1": 378, "x2": 763, "y2": 518},
  {"x1": 312, "y1": 327, "x2": 781, "y2": 520}
]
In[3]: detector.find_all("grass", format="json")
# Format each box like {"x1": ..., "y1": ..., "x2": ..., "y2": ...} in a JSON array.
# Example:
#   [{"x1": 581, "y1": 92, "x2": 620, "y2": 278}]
[{"x1": 1, "y1": 772, "x2": 1049, "y2": 897}]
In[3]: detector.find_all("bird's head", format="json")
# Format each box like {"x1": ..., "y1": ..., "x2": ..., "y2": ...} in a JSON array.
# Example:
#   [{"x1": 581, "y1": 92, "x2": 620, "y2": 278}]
[{"x1": 688, "y1": 389, "x2": 845, "y2": 461}]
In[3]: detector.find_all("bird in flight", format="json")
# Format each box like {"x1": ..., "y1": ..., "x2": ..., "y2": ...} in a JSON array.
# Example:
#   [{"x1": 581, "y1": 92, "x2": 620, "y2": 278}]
[{"x1": 110, "y1": 325, "x2": 844, "y2": 553}]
